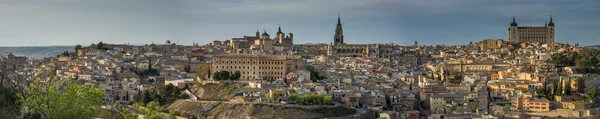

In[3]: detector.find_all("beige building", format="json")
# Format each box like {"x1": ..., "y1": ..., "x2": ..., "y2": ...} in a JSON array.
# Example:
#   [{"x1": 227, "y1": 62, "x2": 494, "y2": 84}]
[
  {"x1": 211, "y1": 54, "x2": 302, "y2": 80},
  {"x1": 479, "y1": 39, "x2": 505, "y2": 50},
  {"x1": 507, "y1": 16, "x2": 555, "y2": 45},
  {"x1": 511, "y1": 93, "x2": 550, "y2": 112}
]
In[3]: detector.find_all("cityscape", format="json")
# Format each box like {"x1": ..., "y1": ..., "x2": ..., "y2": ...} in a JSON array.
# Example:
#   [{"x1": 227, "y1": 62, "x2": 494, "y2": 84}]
[{"x1": 2, "y1": 1, "x2": 600, "y2": 119}]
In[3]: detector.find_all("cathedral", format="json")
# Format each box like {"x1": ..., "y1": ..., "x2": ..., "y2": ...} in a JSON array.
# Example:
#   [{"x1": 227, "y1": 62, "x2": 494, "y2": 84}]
[{"x1": 327, "y1": 14, "x2": 394, "y2": 58}]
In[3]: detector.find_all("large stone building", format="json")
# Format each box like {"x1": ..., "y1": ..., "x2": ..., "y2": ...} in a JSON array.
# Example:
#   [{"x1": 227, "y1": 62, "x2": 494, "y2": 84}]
[
  {"x1": 507, "y1": 16, "x2": 555, "y2": 45},
  {"x1": 479, "y1": 39, "x2": 506, "y2": 50},
  {"x1": 228, "y1": 26, "x2": 294, "y2": 52},
  {"x1": 211, "y1": 54, "x2": 302, "y2": 80},
  {"x1": 326, "y1": 14, "x2": 395, "y2": 58},
  {"x1": 1, "y1": 53, "x2": 27, "y2": 70}
]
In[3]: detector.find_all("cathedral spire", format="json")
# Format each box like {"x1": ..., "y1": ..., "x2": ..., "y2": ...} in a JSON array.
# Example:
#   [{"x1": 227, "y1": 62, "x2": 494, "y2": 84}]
[
  {"x1": 337, "y1": 12, "x2": 341, "y2": 24},
  {"x1": 334, "y1": 12, "x2": 344, "y2": 45}
]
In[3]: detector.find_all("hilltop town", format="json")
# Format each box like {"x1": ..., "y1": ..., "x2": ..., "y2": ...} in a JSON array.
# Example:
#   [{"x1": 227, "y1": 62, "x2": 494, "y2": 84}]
[{"x1": 3, "y1": 15, "x2": 600, "y2": 119}]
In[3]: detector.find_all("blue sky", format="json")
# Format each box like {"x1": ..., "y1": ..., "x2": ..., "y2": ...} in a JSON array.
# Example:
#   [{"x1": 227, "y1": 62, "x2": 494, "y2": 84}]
[{"x1": 0, "y1": 0, "x2": 599, "y2": 46}]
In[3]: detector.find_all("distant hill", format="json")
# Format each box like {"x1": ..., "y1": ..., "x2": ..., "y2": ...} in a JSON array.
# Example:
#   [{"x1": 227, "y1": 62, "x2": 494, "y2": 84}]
[
  {"x1": 0, "y1": 46, "x2": 74, "y2": 59},
  {"x1": 586, "y1": 45, "x2": 600, "y2": 50}
]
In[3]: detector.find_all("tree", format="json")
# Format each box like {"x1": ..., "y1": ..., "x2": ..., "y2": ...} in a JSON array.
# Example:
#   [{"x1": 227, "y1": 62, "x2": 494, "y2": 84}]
[
  {"x1": 305, "y1": 65, "x2": 323, "y2": 82},
  {"x1": 587, "y1": 86, "x2": 599, "y2": 101},
  {"x1": 160, "y1": 83, "x2": 181, "y2": 98},
  {"x1": 97, "y1": 41, "x2": 104, "y2": 49},
  {"x1": 150, "y1": 89, "x2": 162, "y2": 103},
  {"x1": 554, "y1": 80, "x2": 561, "y2": 95},
  {"x1": 576, "y1": 77, "x2": 585, "y2": 93},
  {"x1": 143, "y1": 90, "x2": 152, "y2": 104},
  {"x1": 219, "y1": 71, "x2": 230, "y2": 80},
  {"x1": 323, "y1": 96, "x2": 333, "y2": 104},
  {"x1": 232, "y1": 71, "x2": 241, "y2": 80},
  {"x1": 168, "y1": 110, "x2": 177, "y2": 119},
  {"x1": 535, "y1": 88, "x2": 545, "y2": 99},
  {"x1": 0, "y1": 86, "x2": 19, "y2": 119},
  {"x1": 123, "y1": 110, "x2": 138, "y2": 119},
  {"x1": 213, "y1": 72, "x2": 221, "y2": 80},
  {"x1": 18, "y1": 79, "x2": 104, "y2": 119},
  {"x1": 74, "y1": 45, "x2": 82, "y2": 55},
  {"x1": 564, "y1": 80, "x2": 572, "y2": 95},
  {"x1": 265, "y1": 91, "x2": 280, "y2": 101},
  {"x1": 144, "y1": 101, "x2": 163, "y2": 119}
]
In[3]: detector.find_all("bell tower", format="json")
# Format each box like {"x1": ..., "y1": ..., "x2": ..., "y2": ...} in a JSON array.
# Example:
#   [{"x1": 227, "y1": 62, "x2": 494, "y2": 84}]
[{"x1": 334, "y1": 13, "x2": 344, "y2": 45}]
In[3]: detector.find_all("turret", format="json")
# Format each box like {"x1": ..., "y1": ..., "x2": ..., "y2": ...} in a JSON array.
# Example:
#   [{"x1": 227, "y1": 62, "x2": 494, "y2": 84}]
[
  {"x1": 277, "y1": 25, "x2": 285, "y2": 41},
  {"x1": 510, "y1": 16, "x2": 518, "y2": 26},
  {"x1": 256, "y1": 30, "x2": 260, "y2": 38},
  {"x1": 508, "y1": 16, "x2": 519, "y2": 43},
  {"x1": 260, "y1": 29, "x2": 270, "y2": 39},
  {"x1": 547, "y1": 16, "x2": 555, "y2": 45},
  {"x1": 548, "y1": 16, "x2": 554, "y2": 26}
]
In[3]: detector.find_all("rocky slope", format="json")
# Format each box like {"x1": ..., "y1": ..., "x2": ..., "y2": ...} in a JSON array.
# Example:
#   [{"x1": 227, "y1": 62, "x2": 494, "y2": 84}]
[
  {"x1": 189, "y1": 82, "x2": 246, "y2": 101},
  {"x1": 204, "y1": 103, "x2": 356, "y2": 119},
  {"x1": 164, "y1": 100, "x2": 219, "y2": 114}
]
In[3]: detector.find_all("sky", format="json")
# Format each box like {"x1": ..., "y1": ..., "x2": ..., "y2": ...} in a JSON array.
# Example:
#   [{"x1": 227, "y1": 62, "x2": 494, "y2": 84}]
[{"x1": 0, "y1": 0, "x2": 599, "y2": 46}]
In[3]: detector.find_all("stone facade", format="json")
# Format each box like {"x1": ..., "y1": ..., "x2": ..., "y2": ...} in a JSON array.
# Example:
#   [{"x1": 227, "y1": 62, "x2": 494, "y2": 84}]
[
  {"x1": 508, "y1": 16, "x2": 555, "y2": 45},
  {"x1": 211, "y1": 54, "x2": 302, "y2": 80},
  {"x1": 479, "y1": 39, "x2": 506, "y2": 50}
]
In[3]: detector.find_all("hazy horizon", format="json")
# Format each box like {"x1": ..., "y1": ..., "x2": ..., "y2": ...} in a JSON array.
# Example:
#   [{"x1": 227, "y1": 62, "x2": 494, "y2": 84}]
[{"x1": 1, "y1": 0, "x2": 599, "y2": 46}]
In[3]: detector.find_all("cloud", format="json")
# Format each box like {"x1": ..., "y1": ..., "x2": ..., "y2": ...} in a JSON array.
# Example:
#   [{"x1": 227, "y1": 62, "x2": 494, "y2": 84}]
[{"x1": 0, "y1": 0, "x2": 599, "y2": 46}]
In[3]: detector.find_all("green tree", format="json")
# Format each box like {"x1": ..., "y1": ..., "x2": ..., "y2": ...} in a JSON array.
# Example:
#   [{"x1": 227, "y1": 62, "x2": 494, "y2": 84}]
[
  {"x1": 587, "y1": 86, "x2": 599, "y2": 101},
  {"x1": 143, "y1": 90, "x2": 152, "y2": 104},
  {"x1": 535, "y1": 88, "x2": 545, "y2": 99},
  {"x1": 265, "y1": 91, "x2": 280, "y2": 101},
  {"x1": 219, "y1": 71, "x2": 230, "y2": 80},
  {"x1": 161, "y1": 83, "x2": 181, "y2": 98},
  {"x1": 576, "y1": 77, "x2": 586, "y2": 93},
  {"x1": 0, "y1": 86, "x2": 19, "y2": 119},
  {"x1": 61, "y1": 50, "x2": 70, "y2": 56},
  {"x1": 323, "y1": 96, "x2": 333, "y2": 104},
  {"x1": 97, "y1": 41, "x2": 104, "y2": 49},
  {"x1": 18, "y1": 79, "x2": 104, "y2": 119},
  {"x1": 74, "y1": 45, "x2": 82, "y2": 55},
  {"x1": 144, "y1": 101, "x2": 163, "y2": 119},
  {"x1": 554, "y1": 80, "x2": 561, "y2": 95},
  {"x1": 565, "y1": 80, "x2": 572, "y2": 95},
  {"x1": 213, "y1": 71, "x2": 221, "y2": 80},
  {"x1": 168, "y1": 110, "x2": 177, "y2": 119},
  {"x1": 123, "y1": 110, "x2": 138, "y2": 119},
  {"x1": 232, "y1": 71, "x2": 241, "y2": 80},
  {"x1": 305, "y1": 65, "x2": 323, "y2": 82}
]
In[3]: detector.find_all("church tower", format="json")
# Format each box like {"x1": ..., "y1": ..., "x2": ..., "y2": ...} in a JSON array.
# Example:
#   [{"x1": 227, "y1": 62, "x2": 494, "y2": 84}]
[
  {"x1": 508, "y1": 16, "x2": 519, "y2": 43},
  {"x1": 547, "y1": 16, "x2": 555, "y2": 45},
  {"x1": 334, "y1": 13, "x2": 344, "y2": 45},
  {"x1": 277, "y1": 25, "x2": 285, "y2": 43},
  {"x1": 256, "y1": 30, "x2": 260, "y2": 38}
]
